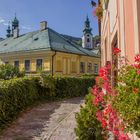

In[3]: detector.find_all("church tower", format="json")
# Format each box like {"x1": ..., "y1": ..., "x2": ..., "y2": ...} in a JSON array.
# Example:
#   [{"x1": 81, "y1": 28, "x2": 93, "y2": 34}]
[
  {"x1": 6, "y1": 22, "x2": 11, "y2": 38},
  {"x1": 11, "y1": 15, "x2": 19, "y2": 37},
  {"x1": 82, "y1": 16, "x2": 93, "y2": 49}
]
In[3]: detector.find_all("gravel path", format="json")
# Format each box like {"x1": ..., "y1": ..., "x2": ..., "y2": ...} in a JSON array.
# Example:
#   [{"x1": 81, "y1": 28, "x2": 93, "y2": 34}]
[{"x1": 0, "y1": 97, "x2": 84, "y2": 140}]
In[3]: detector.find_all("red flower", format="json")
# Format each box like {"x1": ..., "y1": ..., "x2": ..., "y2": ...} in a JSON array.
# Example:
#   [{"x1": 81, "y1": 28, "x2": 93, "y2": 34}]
[
  {"x1": 104, "y1": 104, "x2": 112, "y2": 115},
  {"x1": 113, "y1": 47, "x2": 121, "y2": 55},
  {"x1": 133, "y1": 63, "x2": 140, "y2": 69},
  {"x1": 133, "y1": 88, "x2": 139, "y2": 94},
  {"x1": 99, "y1": 67, "x2": 108, "y2": 81},
  {"x1": 134, "y1": 54, "x2": 140, "y2": 63},
  {"x1": 137, "y1": 70, "x2": 140, "y2": 74},
  {"x1": 101, "y1": 119, "x2": 107, "y2": 129},
  {"x1": 118, "y1": 134, "x2": 130, "y2": 140}
]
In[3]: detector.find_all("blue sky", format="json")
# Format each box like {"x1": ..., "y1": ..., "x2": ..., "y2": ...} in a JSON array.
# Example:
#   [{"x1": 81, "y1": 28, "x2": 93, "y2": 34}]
[{"x1": 0, "y1": 0, "x2": 98, "y2": 38}]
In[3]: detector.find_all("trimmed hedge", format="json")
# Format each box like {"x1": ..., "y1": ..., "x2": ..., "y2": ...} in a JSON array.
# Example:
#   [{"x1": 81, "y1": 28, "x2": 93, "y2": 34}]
[
  {"x1": 0, "y1": 77, "x2": 39, "y2": 129},
  {"x1": 0, "y1": 76, "x2": 95, "y2": 130},
  {"x1": 55, "y1": 77, "x2": 94, "y2": 98}
]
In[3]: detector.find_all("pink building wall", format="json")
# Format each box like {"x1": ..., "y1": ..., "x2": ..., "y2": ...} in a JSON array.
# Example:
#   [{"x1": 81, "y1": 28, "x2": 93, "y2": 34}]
[
  {"x1": 101, "y1": 0, "x2": 140, "y2": 66},
  {"x1": 124, "y1": 0, "x2": 135, "y2": 63}
]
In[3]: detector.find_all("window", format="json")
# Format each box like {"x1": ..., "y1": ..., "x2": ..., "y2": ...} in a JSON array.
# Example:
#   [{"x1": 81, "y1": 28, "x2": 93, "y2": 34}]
[
  {"x1": 14, "y1": 61, "x2": 19, "y2": 68},
  {"x1": 25, "y1": 60, "x2": 30, "y2": 72},
  {"x1": 5, "y1": 61, "x2": 9, "y2": 65},
  {"x1": 88, "y1": 63, "x2": 92, "y2": 73},
  {"x1": 94, "y1": 64, "x2": 98, "y2": 74},
  {"x1": 80, "y1": 62, "x2": 85, "y2": 73},
  {"x1": 71, "y1": 61, "x2": 76, "y2": 73},
  {"x1": 87, "y1": 38, "x2": 90, "y2": 42},
  {"x1": 56, "y1": 60, "x2": 62, "y2": 72},
  {"x1": 36, "y1": 59, "x2": 43, "y2": 70}
]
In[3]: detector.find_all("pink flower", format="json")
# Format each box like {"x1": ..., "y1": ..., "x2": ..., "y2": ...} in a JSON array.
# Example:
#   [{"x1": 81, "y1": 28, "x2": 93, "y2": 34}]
[
  {"x1": 113, "y1": 47, "x2": 121, "y2": 55},
  {"x1": 133, "y1": 63, "x2": 140, "y2": 68},
  {"x1": 113, "y1": 127, "x2": 120, "y2": 136},
  {"x1": 104, "y1": 104, "x2": 112, "y2": 115},
  {"x1": 137, "y1": 70, "x2": 140, "y2": 74},
  {"x1": 92, "y1": 86, "x2": 99, "y2": 96},
  {"x1": 96, "y1": 111, "x2": 102, "y2": 121},
  {"x1": 99, "y1": 67, "x2": 108, "y2": 81},
  {"x1": 134, "y1": 54, "x2": 140, "y2": 63},
  {"x1": 101, "y1": 119, "x2": 107, "y2": 129}
]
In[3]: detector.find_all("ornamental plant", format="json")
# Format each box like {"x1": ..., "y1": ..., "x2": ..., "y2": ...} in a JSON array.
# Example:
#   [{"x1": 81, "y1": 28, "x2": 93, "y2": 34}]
[
  {"x1": 113, "y1": 54, "x2": 140, "y2": 137},
  {"x1": 92, "y1": 48, "x2": 131, "y2": 139},
  {"x1": 94, "y1": 5, "x2": 103, "y2": 20}
]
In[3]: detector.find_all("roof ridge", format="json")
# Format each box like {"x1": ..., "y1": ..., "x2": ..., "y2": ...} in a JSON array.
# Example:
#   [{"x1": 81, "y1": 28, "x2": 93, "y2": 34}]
[
  {"x1": 48, "y1": 28, "x2": 99, "y2": 57},
  {"x1": 48, "y1": 28, "x2": 90, "y2": 56},
  {"x1": 60, "y1": 33, "x2": 94, "y2": 56}
]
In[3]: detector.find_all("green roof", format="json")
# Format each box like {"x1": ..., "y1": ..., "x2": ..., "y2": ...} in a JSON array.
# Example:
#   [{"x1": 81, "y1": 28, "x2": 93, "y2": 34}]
[{"x1": 0, "y1": 28, "x2": 99, "y2": 57}]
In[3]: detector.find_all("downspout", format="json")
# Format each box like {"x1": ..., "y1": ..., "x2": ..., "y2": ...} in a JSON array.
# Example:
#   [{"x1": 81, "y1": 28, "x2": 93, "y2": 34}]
[{"x1": 52, "y1": 51, "x2": 56, "y2": 76}]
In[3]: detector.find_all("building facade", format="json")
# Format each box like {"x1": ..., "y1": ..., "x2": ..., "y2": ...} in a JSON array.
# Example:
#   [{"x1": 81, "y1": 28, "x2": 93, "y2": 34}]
[
  {"x1": 101, "y1": 0, "x2": 140, "y2": 66},
  {"x1": 0, "y1": 17, "x2": 100, "y2": 76}
]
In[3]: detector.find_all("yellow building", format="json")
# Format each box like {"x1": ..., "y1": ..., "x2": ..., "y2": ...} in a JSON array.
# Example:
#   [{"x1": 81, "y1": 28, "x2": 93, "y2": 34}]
[{"x1": 0, "y1": 17, "x2": 100, "y2": 76}]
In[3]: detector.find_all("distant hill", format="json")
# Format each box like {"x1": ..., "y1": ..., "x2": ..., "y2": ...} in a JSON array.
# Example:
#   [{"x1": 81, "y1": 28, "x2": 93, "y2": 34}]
[
  {"x1": 61, "y1": 34, "x2": 82, "y2": 46},
  {"x1": 0, "y1": 38, "x2": 3, "y2": 41}
]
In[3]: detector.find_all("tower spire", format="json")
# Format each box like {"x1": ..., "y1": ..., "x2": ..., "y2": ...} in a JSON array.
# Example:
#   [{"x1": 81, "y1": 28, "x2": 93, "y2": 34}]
[
  {"x1": 6, "y1": 21, "x2": 11, "y2": 38},
  {"x1": 11, "y1": 14, "x2": 19, "y2": 37},
  {"x1": 82, "y1": 16, "x2": 93, "y2": 49}
]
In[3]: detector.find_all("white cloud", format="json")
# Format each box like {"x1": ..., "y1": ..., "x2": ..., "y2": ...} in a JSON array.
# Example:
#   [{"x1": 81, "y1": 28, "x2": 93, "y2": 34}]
[
  {"x1": 21, "y1": 25, "x2": 31, "y2": 30},
  {"x1": 0, "y1": 17, "x2": 8, "y2": 26},
  {"x1": 0, "y1": 18, "x2": 5, "y2": 24},
  {"x1": 3, "y1": 22, "x2": 9, "y2": 26},
  {"x1": 0, "y1": 17, "x2": 32, "y2": 31}
]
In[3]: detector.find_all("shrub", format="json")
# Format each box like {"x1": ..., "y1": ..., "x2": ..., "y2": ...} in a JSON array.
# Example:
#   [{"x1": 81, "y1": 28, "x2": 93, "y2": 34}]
[
  {"x1": 38, "y1": 75, "x2": 56, "y2": 99},
  {"x1": 0, "y1": 77, "x2": 39, "y2": 129},
  {"x1": 75, "y1": 91, "x2": 105, "y2": 140},
  {"x1": 54, "y1": 77, "x2": 94, "y2": 98},
  {"x1": 113, "y1": 65, "x2": 140, "y2": 137},
  {"x1": 0, "y1": 76, "x2": 95, "y2": 131},
  {"x1": 0, "y1": 64, "x2": 25, "y2": 80}
]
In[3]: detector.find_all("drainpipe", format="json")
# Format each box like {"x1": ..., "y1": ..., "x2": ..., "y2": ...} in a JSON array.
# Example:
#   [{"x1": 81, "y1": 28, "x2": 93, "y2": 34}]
[{"x1": 52, "y1": 51, "x2": 56, "y2": 76}]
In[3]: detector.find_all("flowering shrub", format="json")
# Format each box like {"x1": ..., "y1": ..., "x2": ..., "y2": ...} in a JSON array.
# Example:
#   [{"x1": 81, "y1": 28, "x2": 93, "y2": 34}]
[
  {"x1": 113, "y1": 54, "x2": 140, "y2": 137},
  {"x1": 92, "y1": 48, "x2": 131, "y2": 139}
]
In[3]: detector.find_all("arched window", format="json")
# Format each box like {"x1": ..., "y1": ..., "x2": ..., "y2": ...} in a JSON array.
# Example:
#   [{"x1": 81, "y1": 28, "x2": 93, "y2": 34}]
[{"x1": 87, "y1": 38, "x2": 90, "y2": 42}]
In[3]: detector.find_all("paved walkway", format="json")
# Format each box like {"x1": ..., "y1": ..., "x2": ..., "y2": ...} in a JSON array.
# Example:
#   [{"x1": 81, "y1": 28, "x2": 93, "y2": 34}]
[{"x1": 0, "y1": 97, "x2": 84, "y2": 140}]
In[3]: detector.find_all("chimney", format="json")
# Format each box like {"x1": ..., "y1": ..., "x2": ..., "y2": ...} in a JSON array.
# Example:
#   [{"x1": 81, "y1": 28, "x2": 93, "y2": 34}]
[
  {"x1": 13, "y1": 28, "x2": 19, "y2": 38},
  {"x1": 40, "y1": 21, "x2": 47, "y2": 31}
]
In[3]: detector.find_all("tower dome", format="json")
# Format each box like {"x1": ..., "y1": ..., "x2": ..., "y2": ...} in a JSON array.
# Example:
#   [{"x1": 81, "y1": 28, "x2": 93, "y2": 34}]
[
  {"x1": 12, "y1": 16, "x2": 19, "y2": 29},
  {"x1": 82, "y1": 16, "x2": 93, "y2": 49}
]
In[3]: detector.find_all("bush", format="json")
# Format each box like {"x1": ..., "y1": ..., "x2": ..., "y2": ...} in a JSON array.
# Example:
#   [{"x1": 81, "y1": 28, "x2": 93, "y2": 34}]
[
  {"x1": 0, "y1": 76, "x2": 95, "y2": 131},
  {"x1": 54, "y1": 77, "x2": 94, "y2": 98},
  {"x1": 0, "y1": 64, "x2": 25, "y2": 80},
  {"x1": 39, "y1": 75, "x2": 95, "y2": 99},
  {"x1": 0, "y1": 77, "x2": 39, "y2": 129},
  {"x1": 113, "y1": 65, "x2": 140, "y2": 137},
  {"x1": 75, "y1": 91, "x2": 105, "y2": 140}
]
